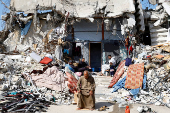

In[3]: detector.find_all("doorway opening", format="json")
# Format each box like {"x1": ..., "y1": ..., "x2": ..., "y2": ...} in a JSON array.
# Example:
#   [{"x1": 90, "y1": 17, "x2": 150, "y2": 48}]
[{"x1": 90, "y1": 43, "x2": 101, "y2": 72}]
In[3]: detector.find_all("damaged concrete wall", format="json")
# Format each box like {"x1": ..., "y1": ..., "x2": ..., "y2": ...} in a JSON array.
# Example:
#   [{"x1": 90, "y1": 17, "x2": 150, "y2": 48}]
[
  {"x1": 10, "y1": 0, "x2": 135, "y2": 18},
  {"x1": 149, "y1": 22, "x2": 168, "y2": 46},
  {"x1": 145, "y1": 1, "x2": 170, "y2": 46},
  {"x1": 73, "y1": 19, "x2": 123, "y2": 42},
  {"x1": 135, "y1": 0, "x2": 145, "y2": 32},
  {"x1": 104, "y1": 19, "x2": 123, "y2": 40},
  {"x1": 3, "y1": 20, "x2": 55, "y2": 51},
  {"x1": 73, "y1": 19, "x2": 102, "y2": 41}
]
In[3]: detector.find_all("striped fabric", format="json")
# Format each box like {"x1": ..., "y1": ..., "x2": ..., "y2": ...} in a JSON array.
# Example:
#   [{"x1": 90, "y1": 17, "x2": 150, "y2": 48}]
[
  {"x1": 65, "y1": 72, "x2": 78, "y2": 93},
  {"x1": 108, "y1": 60, "x2": 125, "y2": 88},
  {"x1": 125, "y1": 63, "x2": 144, "y2": 89}
]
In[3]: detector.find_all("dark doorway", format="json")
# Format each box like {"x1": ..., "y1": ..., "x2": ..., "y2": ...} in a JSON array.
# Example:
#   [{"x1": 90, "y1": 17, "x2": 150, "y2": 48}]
[
  {"x1": 90, "y1": 43, "x2": 101, "y2": 71},
  {"x1": 143, "y1": 26, "x2": 151, "y2": 45}
]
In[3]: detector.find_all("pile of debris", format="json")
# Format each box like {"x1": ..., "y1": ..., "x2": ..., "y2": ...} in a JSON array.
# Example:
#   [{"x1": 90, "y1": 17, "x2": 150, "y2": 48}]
[
  {"x1": 107, "y1": 43, "x2": 170, "y2": 109},
  {"x1": 0, "y1": 47, "x2": 74, "y2": 112},
  {"x1": 137, "y1": 106, "x2": 156, "y2": 113}
]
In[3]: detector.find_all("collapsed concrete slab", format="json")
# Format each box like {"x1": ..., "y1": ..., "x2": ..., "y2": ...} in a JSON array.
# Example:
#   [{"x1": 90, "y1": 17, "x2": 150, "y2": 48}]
[{"x1": 10, "y1": 0, "x2": 135, "y2": 18}]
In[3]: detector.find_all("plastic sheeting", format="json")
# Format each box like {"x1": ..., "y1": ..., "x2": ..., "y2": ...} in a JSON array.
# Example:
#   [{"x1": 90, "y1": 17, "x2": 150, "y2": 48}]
[{"x1": 21, "y1": 20, "x2": 32, "y2": 36}]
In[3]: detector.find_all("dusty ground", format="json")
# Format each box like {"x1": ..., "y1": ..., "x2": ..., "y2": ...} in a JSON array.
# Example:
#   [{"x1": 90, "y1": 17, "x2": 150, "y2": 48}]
[{"x1": 47, "y1": 74, "x2": 170, "y2": 113}]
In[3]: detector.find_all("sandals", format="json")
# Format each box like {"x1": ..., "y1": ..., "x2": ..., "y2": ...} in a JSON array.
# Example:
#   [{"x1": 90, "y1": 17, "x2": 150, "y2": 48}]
[
  {"x1": 98, "y1": 106, "x2": 109, "y2": 111},
  {"x1": 90, "y1": 108, "x2": 94, "y2": 111},
  {"x1": 76, "y1": 108, "x2": 82, "y2": 110}
]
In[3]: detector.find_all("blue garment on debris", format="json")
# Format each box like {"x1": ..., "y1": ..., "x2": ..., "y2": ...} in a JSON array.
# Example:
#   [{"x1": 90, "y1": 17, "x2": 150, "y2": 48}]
[
  {"x1": 65, "y1": 64, "x2": 75, "y2": 72},
  {"x1": 63, "y1": 49, "x2": 69, "y2": 54},
  {"x1": 129, "y1": 75, "x2": 147, "y2": 97},
  {"x1": 129, "y1": 88, "x2": 140, "y2": 99},
  {"x1": 111, "y1": 75, "x2": 147, "y2": 99},
  {"x1": 125, "y1": 58, "x2": 132, "y2": 66},
  {"x1": 21, "y1": 20, "x2": 32, "y2": 36},
  {"x1": 8, "y1": 92, "x2": 17, "y2": 95},
  {"x1": 111, "y1": 76, "x2": 126, "y2": 92}
]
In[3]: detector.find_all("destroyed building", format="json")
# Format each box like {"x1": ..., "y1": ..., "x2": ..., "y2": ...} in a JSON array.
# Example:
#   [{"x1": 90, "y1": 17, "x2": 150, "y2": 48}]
[
  {"x1": 144, "y1": 0, "x2": 170, "y2": 46},
  {"x1": 0, "y1": 0, "x2": 145, "y2": 70},
  {"x1": 0, "y1": 0, "x2": 170, "y2": 112}
]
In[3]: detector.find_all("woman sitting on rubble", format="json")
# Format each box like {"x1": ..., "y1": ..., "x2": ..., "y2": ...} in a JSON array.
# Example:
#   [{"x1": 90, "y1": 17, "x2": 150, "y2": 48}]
[
  {"x1": 65, "y1": 60, "x2": 79, "y2": 80},
  {"x1": 65, "y1": 60, "x2": 90, "y2": 80}
]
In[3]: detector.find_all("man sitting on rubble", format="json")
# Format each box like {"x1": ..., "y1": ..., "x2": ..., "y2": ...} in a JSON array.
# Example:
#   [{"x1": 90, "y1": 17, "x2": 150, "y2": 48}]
[
  {"x1": 78, "y1": 58, "x2": 91, "y2": 72},
  {"x1": 77, "y1": 70, "x2": 95, "y2": 111},
  {"x1": 65, "y1": 60, "x2": 79, "y2": 79},
  {"x1": 101, "y1": 55, "x2": 116, "y2": 76}
]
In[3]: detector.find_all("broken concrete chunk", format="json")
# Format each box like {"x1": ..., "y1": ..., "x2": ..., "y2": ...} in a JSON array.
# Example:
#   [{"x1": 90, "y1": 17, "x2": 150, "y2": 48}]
[
  {"x1": 30, "y1": 52, "x2": 42, "y2": 62},
  {"x1": 155, "y1": 101, "x2": 161, "y2": 106},
  {"x1": 2, "y1": 84, "x2": 9, "y2": 91}
]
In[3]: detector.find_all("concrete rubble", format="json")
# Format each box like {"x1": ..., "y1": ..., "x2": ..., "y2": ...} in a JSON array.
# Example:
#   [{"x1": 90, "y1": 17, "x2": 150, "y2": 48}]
[
  {"x1": 0, "y1": 49, "x2": 74, "y2": 112},
  {"x1": 0, "y1": 0, "x2": 170, "y2": 112},
  {"x1": 144, "y1": 0, "x2": 170, "y2": 46},
  {"x1": 96, "y1": 43, "x2": 170, "y2": 111}
]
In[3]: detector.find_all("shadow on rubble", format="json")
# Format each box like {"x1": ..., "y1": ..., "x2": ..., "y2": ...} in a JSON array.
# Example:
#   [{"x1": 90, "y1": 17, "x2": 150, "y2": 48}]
[{"x1": 95, "y1": 102, "x2": 114, "y2": 109}]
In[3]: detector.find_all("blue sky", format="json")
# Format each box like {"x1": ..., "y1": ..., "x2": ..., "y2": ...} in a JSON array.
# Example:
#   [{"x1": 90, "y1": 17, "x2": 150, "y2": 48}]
[
  {"x1": 0, "y1": 0, "x2": 158, "y2": 31},
  {"x1": 140, "y1": 0, "x2": 157, "y2": 9},
  {"x1": 0, "y1": 0, "x2": 10, "y2": 31}
]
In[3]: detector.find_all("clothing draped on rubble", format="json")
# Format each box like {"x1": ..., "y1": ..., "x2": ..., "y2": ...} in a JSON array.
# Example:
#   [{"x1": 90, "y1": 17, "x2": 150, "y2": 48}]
[
  {"x1": 111, "y1": 76, "x2": 127, "y2": 92},
  {"x1": 63, "y1": 49, "x2": 69, "y2": 55},
  {"x1": 125, "y1": 58, "x2": 132, "y2": 66},
  {"x1": 65, "y1": 72, "x2": 78, "y2": 93},
  {"x1": 25, "y1": 66, "x2": 66, "y2": 91},
  {"x1": 77, "y1": 76, "x2": 95, "y2": 109},
  {"x1": 129, "y1": 75, "x2": 147, "y2": 98},
  {"x1": 108, "y1": 60, "x2": 125, "y2": 88},
  {"x1": 55, "y1": 45, "x2": 63, "y2": 61},
  {"x1": 62, "y1": 42, "x2": 73, "y2": 56},
  {"x1": 125, "y1": 63, "x2": 144, "y2": 89},
  {"x1": 65, "y1": 64, "x2": 79, "y2": 93},
  {"x1": 111, "y1": 75, "x2": 147, "y2": 98},
  {"x1": 72, "y1": 45, "x2": 81, "y2": 56}
]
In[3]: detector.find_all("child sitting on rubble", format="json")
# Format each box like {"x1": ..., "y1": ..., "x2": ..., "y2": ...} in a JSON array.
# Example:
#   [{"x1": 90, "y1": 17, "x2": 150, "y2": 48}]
[{"x1": 109, "y1": 61, "x2": 115, "y2": 77}]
